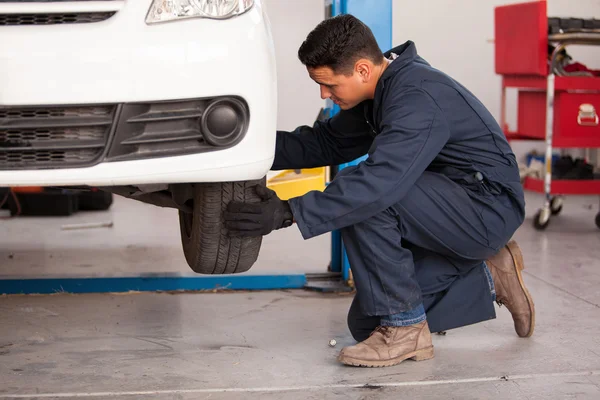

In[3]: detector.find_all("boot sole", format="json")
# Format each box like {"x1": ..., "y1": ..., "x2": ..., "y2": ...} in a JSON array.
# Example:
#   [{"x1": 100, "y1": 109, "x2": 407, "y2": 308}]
[
  {"x1": 338, "y1": 346, "x2": 434, "y2": 368},
  {"x1": 506, "y1": 240, "x2": 536, "y2": 338}
]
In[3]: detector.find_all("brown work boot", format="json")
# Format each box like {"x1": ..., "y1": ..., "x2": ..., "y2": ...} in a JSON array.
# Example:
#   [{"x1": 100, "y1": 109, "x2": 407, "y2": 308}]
[
  {"x1": 338, "y1": 321, "x2": 434, "y2": 368},
  {"x1": 486, "y1": 240, "x2": 535, "y2": 338}
]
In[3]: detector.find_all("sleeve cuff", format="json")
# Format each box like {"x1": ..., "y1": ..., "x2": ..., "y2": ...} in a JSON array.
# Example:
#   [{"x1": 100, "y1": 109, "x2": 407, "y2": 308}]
[{"x1": 287, "y1": 197, "x2": 314, "y2": 240}]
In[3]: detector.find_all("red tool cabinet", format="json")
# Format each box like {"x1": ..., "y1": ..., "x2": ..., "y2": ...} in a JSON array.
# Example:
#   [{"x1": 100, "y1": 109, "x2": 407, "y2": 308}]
[{"x1": 495, "y1": 0, "x2": 600, "y2": 230}]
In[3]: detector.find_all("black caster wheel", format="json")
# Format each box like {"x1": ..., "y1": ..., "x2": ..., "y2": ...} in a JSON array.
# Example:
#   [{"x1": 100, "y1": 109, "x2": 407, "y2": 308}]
[
  {"x1": 595, "y1": 212, "x2": 600, "y2": 230},
  {"x1": 550, "y1": 196, "x2": 563, "y2": 215},
  {"x1": 533, "y1": 208, "x2": 551, "y2": 230}
]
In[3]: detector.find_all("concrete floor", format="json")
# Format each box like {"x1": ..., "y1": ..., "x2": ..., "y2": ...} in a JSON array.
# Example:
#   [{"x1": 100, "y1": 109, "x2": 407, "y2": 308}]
[{"x1": 1, "y1": 192, "x2": 600, "y2": 399}]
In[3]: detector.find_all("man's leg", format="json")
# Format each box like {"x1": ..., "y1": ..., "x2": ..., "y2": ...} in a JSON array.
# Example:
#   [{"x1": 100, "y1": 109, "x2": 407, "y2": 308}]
[
  {"x1": 347, "y1": 249, "x2": 497, "y2": 342},
  {"x1": 347, "y1": 245, "x2": 497, "y2": 342},
  {"x1": 338, "y1": 171, "x2": 532, "y2": 367},
  {"x1": 347, "y1": 241, "x2": 534, "y2": 342}
]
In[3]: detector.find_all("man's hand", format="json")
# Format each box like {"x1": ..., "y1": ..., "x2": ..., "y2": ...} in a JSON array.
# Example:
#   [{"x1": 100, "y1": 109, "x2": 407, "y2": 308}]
[{"x1": 224, "y1": 185, "x2": 294, "y2": 237}]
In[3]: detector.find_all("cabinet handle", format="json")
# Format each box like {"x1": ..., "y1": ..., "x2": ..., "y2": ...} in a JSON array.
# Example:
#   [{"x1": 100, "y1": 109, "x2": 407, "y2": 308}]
[{"x1": 578, "y1": 104, "x2": 599, "y2": 127}]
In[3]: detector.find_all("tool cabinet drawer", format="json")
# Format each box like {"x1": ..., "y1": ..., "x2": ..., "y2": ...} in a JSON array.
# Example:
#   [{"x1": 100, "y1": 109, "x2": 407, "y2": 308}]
[{"x1": 518, "y1": 91, "x2": 600, "y2": 147}]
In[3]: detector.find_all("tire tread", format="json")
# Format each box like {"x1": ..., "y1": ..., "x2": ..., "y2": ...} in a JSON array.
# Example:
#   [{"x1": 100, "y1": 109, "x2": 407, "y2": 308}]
[{"x1": 179, "y1": 179, "x2": 264, "y2": 274}]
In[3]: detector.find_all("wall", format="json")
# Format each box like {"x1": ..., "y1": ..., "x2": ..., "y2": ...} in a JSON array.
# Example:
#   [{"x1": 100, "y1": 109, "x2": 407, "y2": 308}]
[
  {"x1": 263, "y1": 0, "x2": 325, "y2": 132},
  {"x1": 393, "y1": 0, "x2": 600, "y2": 162},
  {"x1": 264, "y1": 0, "x2": 600, "y2": 162}
]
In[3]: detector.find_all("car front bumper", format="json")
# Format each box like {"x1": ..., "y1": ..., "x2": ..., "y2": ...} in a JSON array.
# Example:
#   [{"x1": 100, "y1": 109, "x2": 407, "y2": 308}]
[{"x1": 0, "y1": 0, "x2": 277, "y2": 186}]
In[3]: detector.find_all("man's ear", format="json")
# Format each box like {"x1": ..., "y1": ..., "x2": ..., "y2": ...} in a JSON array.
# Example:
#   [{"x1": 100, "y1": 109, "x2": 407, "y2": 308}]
[{"x1": 355, "y1": 60, "x2": 372, "y2": 82}]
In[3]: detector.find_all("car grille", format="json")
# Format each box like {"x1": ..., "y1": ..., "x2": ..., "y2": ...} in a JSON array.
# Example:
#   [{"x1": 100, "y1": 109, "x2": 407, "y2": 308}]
[
  {"x1": 0, "y1": 96, "x2": 248, "y2": 169},
  {"x1": 0, "y1": 12, "x2": 116, "y2": 26},
  {"x1": 0, "y1": 105, "x2": 117, "y2": 170},
  {"x1": 106, "y1": 101, "x2": 208, "y2": 162},
  {"x1": 0, "y1": 149, "x2": 101, "y2": 165}
]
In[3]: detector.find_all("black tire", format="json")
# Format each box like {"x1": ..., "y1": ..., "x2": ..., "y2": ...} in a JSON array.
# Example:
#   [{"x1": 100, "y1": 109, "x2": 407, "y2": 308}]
[
  {"x1": 533, "y1": 209, "x2": 550, "y2": 231},
  {"x1": 78, "y1": 190, "x2": 113, "y2": 211},
  {"x1": 595, "y1": 212, "x2": 600, "y2": 230},
  {"x1": 178, "y1": 178, "x2": 264, "y2": 274}
]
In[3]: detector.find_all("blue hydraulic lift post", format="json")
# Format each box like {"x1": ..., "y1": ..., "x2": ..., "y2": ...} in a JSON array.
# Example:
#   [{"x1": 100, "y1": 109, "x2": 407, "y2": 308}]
[{"x1": 328, "y1": 0, "x2": 393, "y2": 283}]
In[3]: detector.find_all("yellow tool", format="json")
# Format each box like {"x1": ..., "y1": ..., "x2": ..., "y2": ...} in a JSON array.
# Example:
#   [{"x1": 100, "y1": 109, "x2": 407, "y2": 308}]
[{"x1": 266, "y1": 167, "x2": 327, "y2": 200}]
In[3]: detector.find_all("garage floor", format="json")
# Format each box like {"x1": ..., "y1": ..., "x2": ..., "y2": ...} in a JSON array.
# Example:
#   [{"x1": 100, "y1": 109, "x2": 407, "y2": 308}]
[{"x1": 1, "y1": 192, "x2": 600, "y2": 399}]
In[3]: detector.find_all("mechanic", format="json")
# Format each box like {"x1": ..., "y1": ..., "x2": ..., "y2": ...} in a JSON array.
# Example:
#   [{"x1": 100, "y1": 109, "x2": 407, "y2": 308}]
[{"x1": 224, "y1": 14, "x2": 535, "y2": 368}]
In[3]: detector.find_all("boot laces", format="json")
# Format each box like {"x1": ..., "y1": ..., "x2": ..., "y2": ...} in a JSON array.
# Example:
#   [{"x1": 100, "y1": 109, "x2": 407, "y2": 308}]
[{"x1": 371, "y1": 326, "x2": 393, "y2": 338}]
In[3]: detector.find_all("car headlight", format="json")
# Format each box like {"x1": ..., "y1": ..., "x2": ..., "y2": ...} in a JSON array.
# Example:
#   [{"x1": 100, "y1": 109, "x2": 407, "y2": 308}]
[{"x1": 146, "y1": 0, "x2": 255, "y2": 24}]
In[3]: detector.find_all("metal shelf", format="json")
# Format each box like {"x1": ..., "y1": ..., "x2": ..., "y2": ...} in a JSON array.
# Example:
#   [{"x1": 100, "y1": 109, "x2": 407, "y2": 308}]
[
  {"x1": 503, "y1": 76, "x2": 600, "y2": 91},
  {"x1": 523, "y1": 177, "x2": 600, "y2": 195}
]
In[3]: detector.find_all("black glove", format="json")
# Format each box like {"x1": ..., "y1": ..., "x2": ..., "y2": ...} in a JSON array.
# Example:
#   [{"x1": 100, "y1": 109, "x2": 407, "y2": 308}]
[{"x1": 224, "y1": 185, "x2": 294, "y2": 237}]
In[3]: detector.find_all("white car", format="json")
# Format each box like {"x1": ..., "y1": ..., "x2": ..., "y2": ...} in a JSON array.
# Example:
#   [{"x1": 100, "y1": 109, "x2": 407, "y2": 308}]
[{"x1": 0, "y1": 0, "x2": 278, "y2": 274}]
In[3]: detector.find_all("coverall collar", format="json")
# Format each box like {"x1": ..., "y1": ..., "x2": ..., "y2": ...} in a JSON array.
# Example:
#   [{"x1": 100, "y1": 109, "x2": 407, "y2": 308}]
[
  {"x1": 382, "y1": 41, "x2": 420, "y2": 79},
  {"x1": 371, "y1": 41, "x2": 424, "y2": 115}
]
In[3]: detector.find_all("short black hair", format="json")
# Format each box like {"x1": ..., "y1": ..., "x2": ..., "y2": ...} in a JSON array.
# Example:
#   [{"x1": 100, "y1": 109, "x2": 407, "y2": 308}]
[{"x1": 298, "y1": 14, "x2": 384, "y2": 75}]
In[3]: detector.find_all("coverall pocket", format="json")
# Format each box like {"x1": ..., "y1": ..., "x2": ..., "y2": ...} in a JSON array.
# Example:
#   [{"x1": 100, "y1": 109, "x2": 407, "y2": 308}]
[{"x1": 477, "y1": 191, "x2": 519, "y2": 252}]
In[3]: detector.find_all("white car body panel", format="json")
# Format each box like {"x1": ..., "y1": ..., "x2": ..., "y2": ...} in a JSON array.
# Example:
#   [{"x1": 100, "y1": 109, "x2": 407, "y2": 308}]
[{"x1": 0, "y1": 0, "x2": 277, "y2": 187}]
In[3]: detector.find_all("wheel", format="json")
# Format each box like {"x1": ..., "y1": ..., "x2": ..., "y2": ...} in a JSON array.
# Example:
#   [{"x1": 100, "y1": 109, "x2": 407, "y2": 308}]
[
  {"x1": 550, "y1": 196, "x2": 563, "y2": 216},
  {"x1": 595, "y1": 212, "x2": 600, "y2": 230},
  {"x1": 178, "y1": 178, "x2": 264, "y2": 274},
  {"x1": 533, "y1": 208, "x2": 551, "y2": 230}
]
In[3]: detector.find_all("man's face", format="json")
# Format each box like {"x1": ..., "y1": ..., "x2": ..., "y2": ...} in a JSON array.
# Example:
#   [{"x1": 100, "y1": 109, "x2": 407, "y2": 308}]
[{"x1": 308, "y1": 65, "x2": 367, "y2": 110}]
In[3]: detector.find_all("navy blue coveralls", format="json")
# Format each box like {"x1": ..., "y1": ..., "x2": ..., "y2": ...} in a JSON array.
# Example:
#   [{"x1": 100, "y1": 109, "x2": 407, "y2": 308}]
[{"x1": 272, "y1": 41, "x2": 526, "y2": 341}]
